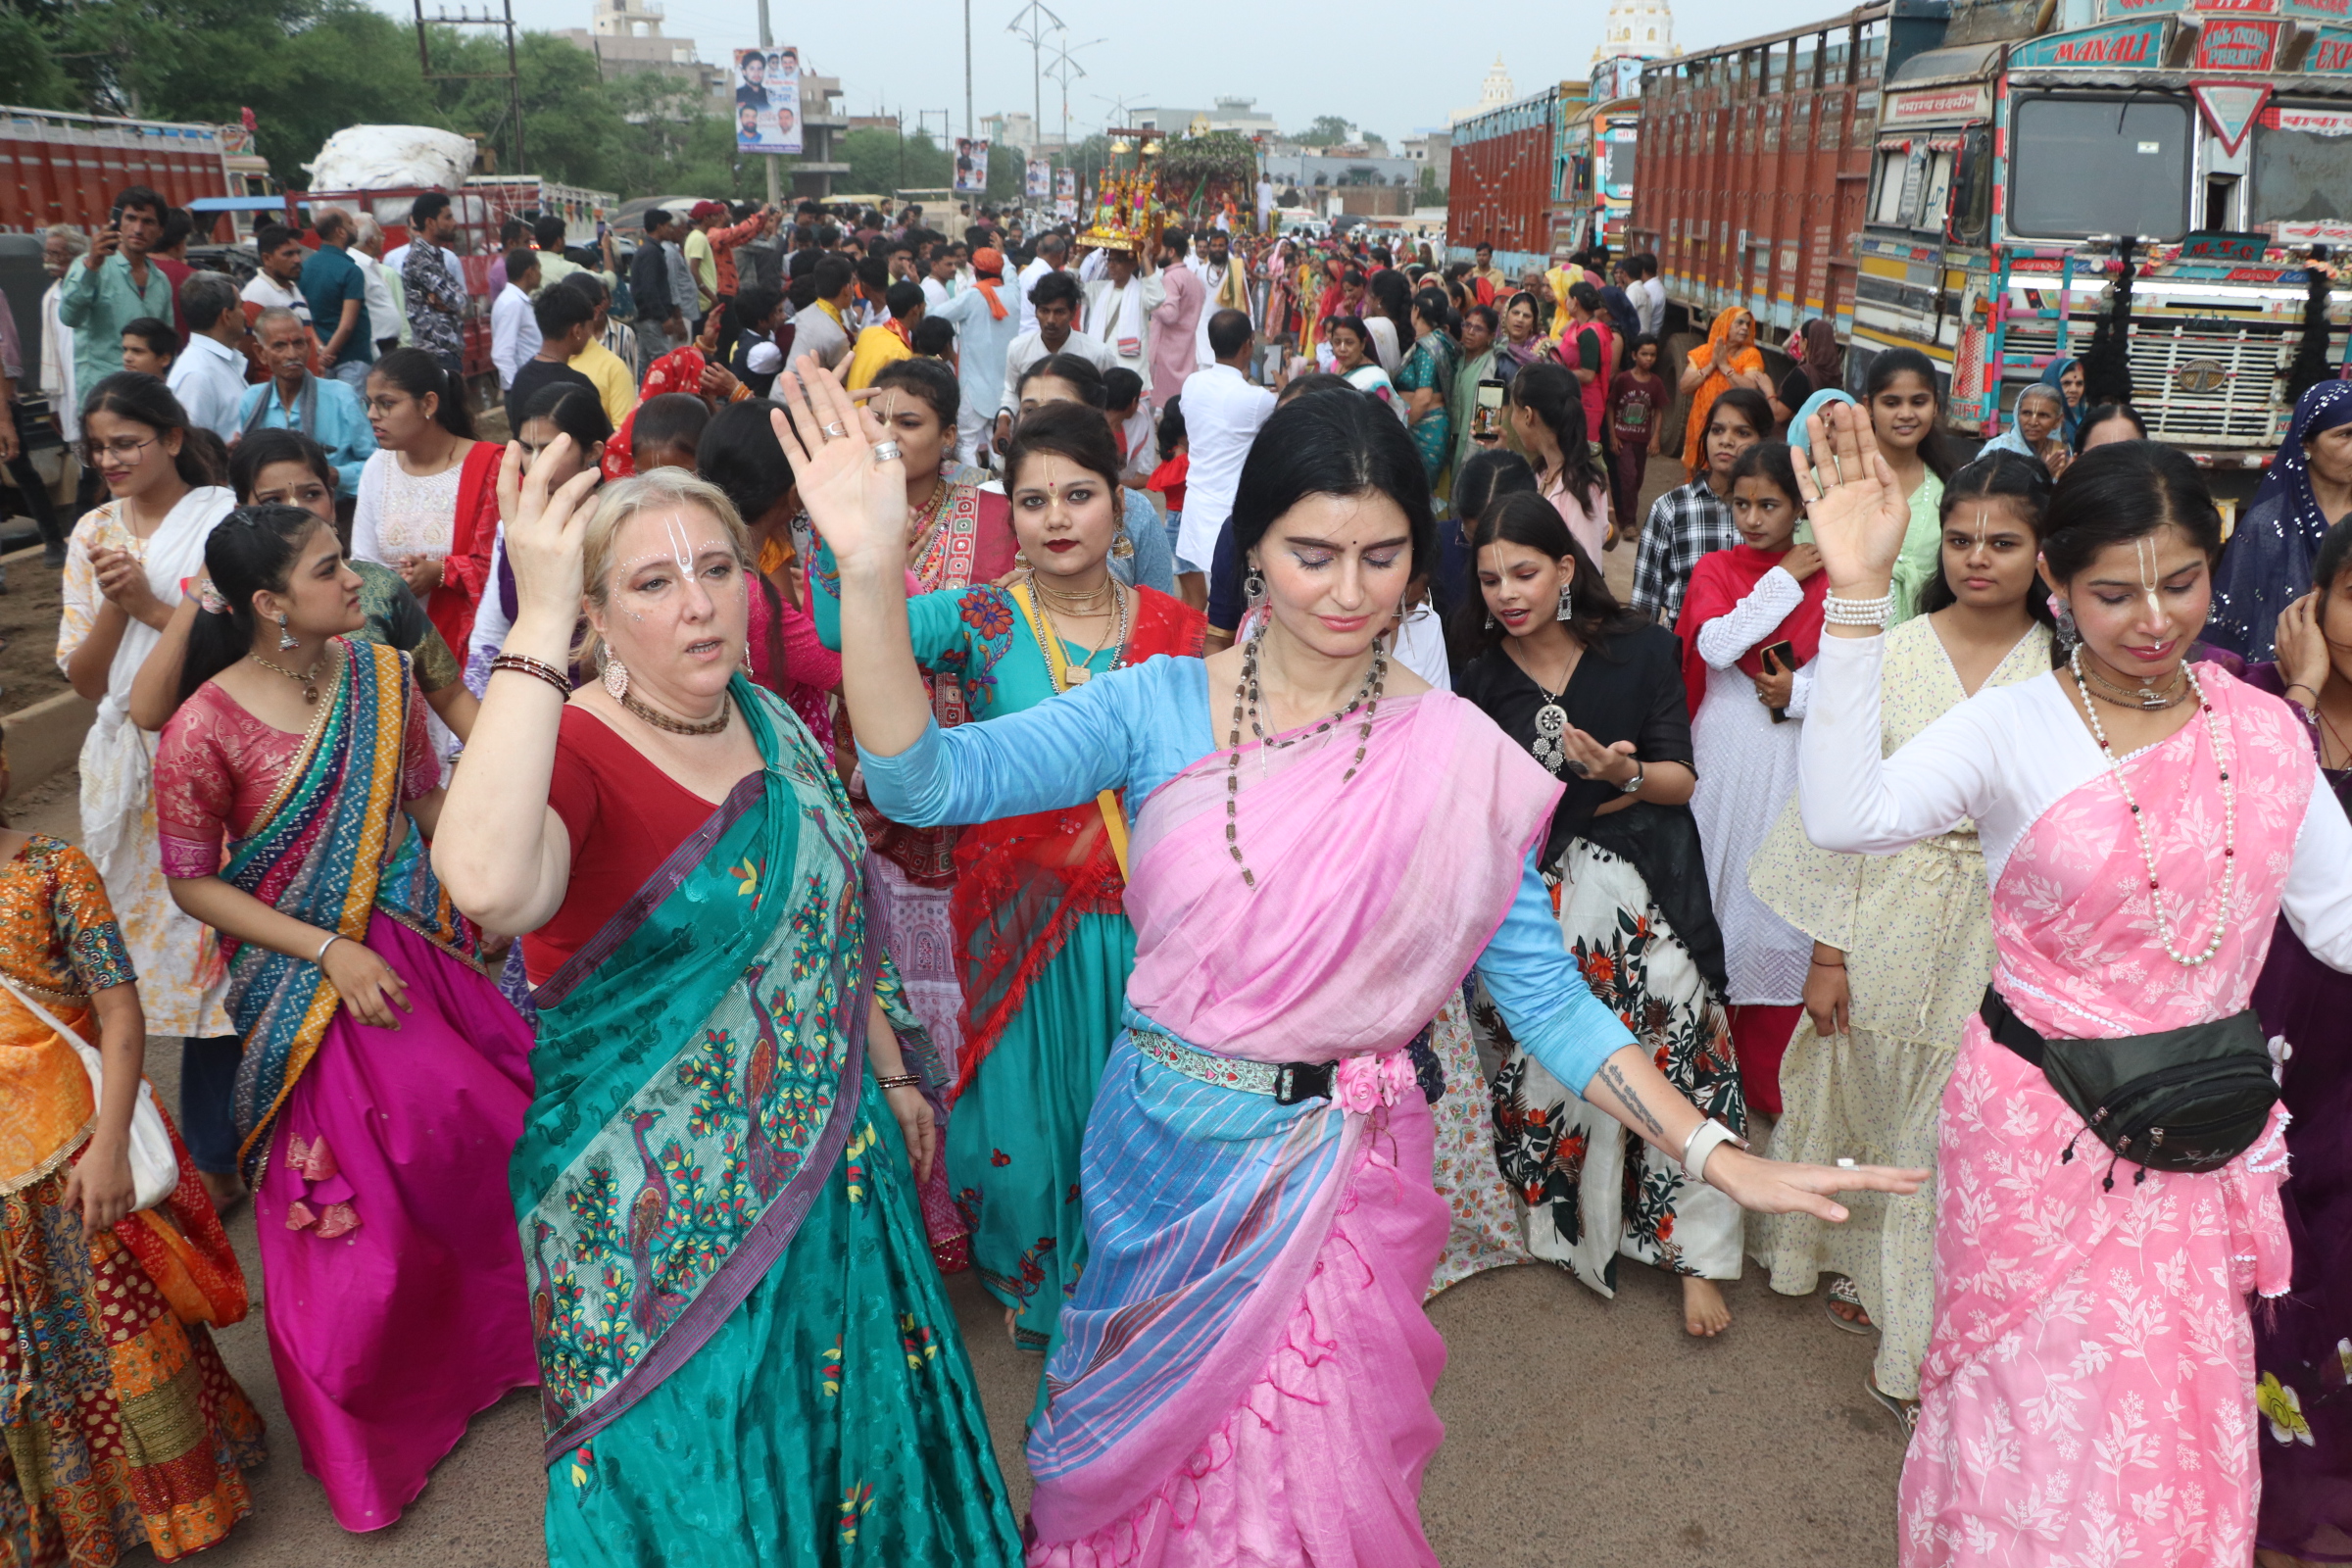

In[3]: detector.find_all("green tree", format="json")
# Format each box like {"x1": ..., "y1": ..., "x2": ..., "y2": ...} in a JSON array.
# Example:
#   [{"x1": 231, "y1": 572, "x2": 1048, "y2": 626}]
[
  {"x1": 1295, "y1": 115, "x2": 1353, "y2": 147},
  {"x1": 838, "y1": 126, "x2": 955, "y2": 198}
]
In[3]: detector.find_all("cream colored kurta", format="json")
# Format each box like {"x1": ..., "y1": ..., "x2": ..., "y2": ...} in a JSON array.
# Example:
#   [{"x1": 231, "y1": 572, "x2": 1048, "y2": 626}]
[{"x1": 1745, "y1": 612, "x2": 2050, "y2": 1399}]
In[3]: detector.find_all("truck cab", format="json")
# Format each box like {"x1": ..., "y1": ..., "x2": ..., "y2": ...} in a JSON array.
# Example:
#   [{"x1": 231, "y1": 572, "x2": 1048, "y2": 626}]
[{"x1": 1861, "y1": 0, "x2": 2352, "y2": 462}]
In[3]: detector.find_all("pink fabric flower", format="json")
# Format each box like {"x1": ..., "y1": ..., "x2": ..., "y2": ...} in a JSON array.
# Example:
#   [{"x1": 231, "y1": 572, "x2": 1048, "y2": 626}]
[
  {"x1": 282, "y1": 1132, "x2": 362, "y2": 1237},
  {"x1": 1332, "y1": 1053, "x2": 1416, "y2": 1115}
]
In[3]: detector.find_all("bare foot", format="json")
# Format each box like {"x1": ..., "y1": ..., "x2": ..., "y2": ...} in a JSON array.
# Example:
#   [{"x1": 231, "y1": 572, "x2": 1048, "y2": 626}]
[
  {"x1": 198, "y1": 1169, "x2": 247, "y2": 1216},
  {"x1": 1683, "y1": 1276, "x2": 1732, "y2": 1337}
]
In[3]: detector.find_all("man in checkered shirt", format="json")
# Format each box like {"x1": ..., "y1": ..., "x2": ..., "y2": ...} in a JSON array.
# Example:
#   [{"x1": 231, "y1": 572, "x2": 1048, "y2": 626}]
[{"x1": 1629, "y1": 386, "x2": 1770, "y2": 623}]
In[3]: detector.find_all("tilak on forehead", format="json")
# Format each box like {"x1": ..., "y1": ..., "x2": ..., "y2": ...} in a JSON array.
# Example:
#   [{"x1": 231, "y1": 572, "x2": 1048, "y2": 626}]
[{"x1": 2135, "y1": 533, "x2": 2165, "y2": 620}]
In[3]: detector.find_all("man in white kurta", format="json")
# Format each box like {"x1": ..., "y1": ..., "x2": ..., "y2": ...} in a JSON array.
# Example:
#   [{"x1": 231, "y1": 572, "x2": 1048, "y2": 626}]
[{"x1": 1080, "y1": 249, "x2": 1164, "y2": 399}]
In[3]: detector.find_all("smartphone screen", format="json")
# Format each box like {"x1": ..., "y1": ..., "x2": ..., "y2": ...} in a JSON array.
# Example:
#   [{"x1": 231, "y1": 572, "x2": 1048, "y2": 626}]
[{"x1": 1472, "y1": 377, "x2": 1505, "y2": 437}]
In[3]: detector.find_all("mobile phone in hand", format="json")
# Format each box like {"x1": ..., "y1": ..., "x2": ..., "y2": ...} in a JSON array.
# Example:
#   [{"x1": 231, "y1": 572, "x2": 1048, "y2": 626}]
[{"x1": 1760, "y1": 639, "x2": 1795, "y2": 722}]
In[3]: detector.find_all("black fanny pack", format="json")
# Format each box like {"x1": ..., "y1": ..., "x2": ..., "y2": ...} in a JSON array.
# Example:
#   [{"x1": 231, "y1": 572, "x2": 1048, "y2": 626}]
[{"x1": 1979, "y1": 987, "x2": 2277, "y2": 1187}]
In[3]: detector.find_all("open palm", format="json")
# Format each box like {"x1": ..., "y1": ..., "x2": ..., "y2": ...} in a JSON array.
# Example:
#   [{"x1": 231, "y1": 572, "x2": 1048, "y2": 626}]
[
  {"x1": 771, "y1": 355, "x2": 909, "y2": 577},
  {"x1": 1790, "y1": 400, "x2": 1912, "y2": 592}
]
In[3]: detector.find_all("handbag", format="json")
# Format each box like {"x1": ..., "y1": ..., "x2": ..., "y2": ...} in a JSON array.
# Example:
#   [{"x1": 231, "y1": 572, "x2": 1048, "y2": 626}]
[
  {"x1": 1979, "y1": 986, "x2": 2278, "y2": 1186},
  {"x1": 2, "y1": 976, "x2": 180, "y2": 1212}
]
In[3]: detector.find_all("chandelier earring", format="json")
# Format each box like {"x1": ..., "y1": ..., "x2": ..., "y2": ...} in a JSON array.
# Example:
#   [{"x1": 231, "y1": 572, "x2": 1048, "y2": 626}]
[
  {"x1": 276, "y1": 612, "x2": 299, "y2": 651},
  {"x1": 1555, "y1": 584, "x2": 1575, "y2": 622},
  {"x1": 2048, "y1": 592, "x2": 2079, "y2": 651}
]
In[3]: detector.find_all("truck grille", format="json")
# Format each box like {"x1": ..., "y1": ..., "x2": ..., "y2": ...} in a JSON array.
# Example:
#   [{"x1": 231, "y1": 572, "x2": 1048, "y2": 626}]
[{"x1": 2126, "y1": 325, "x2": 2287, "y2": 446}]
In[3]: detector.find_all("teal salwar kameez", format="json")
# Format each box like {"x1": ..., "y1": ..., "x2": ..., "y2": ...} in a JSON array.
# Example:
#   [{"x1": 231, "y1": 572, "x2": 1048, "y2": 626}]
[
  {"x1": 813, "y1": 558, "x2": 1206, "y2": 1350},
  {"x1": 516, "y1": 677, "x2": 1021, "y2": 1566}
]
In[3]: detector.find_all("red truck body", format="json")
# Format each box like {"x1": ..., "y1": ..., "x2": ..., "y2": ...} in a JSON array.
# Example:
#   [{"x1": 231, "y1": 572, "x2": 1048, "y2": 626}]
[{"x1": 0, "y1": 105, "x2": 259, "y2": 236}]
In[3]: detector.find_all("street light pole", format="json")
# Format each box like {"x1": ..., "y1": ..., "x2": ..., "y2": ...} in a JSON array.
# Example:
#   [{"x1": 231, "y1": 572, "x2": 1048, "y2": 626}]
[
  {"x1": 757, "y1": 0, "x2": 779, "y2": 205},
  {"x1": 964, "y1": 0, "x2": 974, "y2": 148},
  {"x1": 1006, "y1": 1, "x2": 1064, "y2": 158}
]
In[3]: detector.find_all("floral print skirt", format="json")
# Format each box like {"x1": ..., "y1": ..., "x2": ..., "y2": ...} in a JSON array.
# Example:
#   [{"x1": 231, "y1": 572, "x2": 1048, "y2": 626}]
[
  {"x1": 1475, "y1": 839, "x2": 1747, "y2": 1293},
  {"x1": 1424, "y1": 990, "x2": 1527, "y2": 1297}
]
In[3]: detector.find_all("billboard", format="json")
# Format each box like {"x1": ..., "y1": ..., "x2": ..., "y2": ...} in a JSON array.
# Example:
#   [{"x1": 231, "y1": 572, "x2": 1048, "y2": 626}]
[
  {"x1": 1055, "y1": 166, "x2": 1077, "y2": 220},
  {"x1": 734, "y1": 46, "x2": 802, "y2": 154},
  {"x1": 1026, "y1": 158, "x2": 1053, "y2": 198},
  {"x1": 955, "y1": 137, "x2": 992, "y2": 193}
]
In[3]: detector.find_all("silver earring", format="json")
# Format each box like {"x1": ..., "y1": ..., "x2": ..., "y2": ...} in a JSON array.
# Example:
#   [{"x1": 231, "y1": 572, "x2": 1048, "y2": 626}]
[
  {"x1": 2050, "y1": 593, "x2": 2079, "y2": 651},
  {"x1": 1244, "y1": 567, "x2": 1265, "y2": 603},
  {"x1": 600, "y1": 649, "x2": 629, "y2": 701},
  {"x1": 276, "y1": 612, "x2": 298, "y2": 651},
  {"x1": 1555, "y1": 586, "x2": 1574, "y2": 622},
  {"x1": 1485, "y1": 611, "x2": 1496, "y2": 630}
]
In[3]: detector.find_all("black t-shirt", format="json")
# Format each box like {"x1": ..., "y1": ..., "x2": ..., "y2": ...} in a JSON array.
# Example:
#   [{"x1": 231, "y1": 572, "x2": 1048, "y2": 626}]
[
  {"x1": 1776, "y1": 366, "x2": 1815, "y2": 416},
  {"x1": 506, "y1": 360, "x2": 601, "y2": 429}
]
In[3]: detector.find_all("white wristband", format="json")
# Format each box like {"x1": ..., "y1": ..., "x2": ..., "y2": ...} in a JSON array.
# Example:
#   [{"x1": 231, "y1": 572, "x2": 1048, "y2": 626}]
[{"x1": 1680, "y1": 1119, "x2": 1747, "y2": 1186}]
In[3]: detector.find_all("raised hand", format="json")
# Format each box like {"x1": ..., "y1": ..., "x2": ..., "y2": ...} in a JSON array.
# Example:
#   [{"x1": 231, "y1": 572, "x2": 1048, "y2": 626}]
[
  {"x1": 496, "y1": 436, "x2": 603, "y2": 629},
  {"x1": 1791, "y1": 400, "x2": 1910, "y2": 597},
  {"x1": 771, "y1": 355, "x2": 908, "y2": 579}
]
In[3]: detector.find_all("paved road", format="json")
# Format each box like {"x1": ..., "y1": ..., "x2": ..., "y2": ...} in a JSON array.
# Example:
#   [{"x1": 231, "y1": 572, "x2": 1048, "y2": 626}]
[{"x1": 9, "y1": 457, "x2": 1912, "y2": 1564}]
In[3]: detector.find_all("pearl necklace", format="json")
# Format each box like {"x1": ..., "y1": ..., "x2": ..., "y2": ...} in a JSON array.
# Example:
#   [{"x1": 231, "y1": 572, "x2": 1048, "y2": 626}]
[{"x1": 2068, "y1": 645, "x2": 2234, "y2": 967}]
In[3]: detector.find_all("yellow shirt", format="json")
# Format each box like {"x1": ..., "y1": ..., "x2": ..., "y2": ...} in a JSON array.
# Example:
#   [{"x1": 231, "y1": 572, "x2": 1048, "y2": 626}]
[
  {"x1": 684, "y1": 229, "x2": 717, "y2": 310},
  {"x1": 568, "y1": 338, "x2": 639, "y2": 428},
  {"x1": 843, "y1": 324, "x2": 912, "y2": 392}
]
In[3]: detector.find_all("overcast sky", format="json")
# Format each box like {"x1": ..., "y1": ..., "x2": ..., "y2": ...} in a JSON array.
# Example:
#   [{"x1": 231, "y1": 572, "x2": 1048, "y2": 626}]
[{"x1": 374, "y1": 0, "x2": 1780, "y2": 144}]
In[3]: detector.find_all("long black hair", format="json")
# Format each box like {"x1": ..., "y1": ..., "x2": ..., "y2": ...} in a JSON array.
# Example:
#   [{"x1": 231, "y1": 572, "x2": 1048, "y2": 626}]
[
  {"x1": 519, "y1": 380, "x2": 614, "y2": 450},
  {"x1": 1229, "y1": 386, "x2": 1435, "y2": 579},
  {"x1": 1914, "y1": 451, "x2": 2060, "y2": 648},
  {"x1": 179, "y1": 505, "x2": 332, "y2": 705},
  {"x1": 875, "y1": 354, "x2": 963, "y2": 428},
  {"x1": 1507, "y1": 362, "x2": 1606, "y2": 516},
  {"x1": 368, "y1": 347, "x2": 474, "y2": 439},
  {"x1": 80, "y1": 372, "x2": 214, "y2": 488},
  {"x1": 1367, "y1": 270, "x2": 1415, "y2": 351},
  {"x1": 1456, "y1": 489, "x2": 1642, "y2": 659},
  {"x1": 1862, "y1": 347, "x2": 1958, "y2": 479},
  {"x1": 1728, "y1": 439, "x2": 1802, "y2": 511},
  {"x1": 2316, "y1": 512, "x2": 2352, "y2": 599},
  {"x1": 697, "y1": 398, "x2": 794, "y2": 526},
  {"x1": 2041, "y1": 439, "x2": 2224, "y2": 588}
]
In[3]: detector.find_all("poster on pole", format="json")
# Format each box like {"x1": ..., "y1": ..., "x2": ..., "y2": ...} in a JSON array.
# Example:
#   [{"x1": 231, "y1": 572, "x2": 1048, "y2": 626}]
[
  {"x1": 1055, "y1": 166, "x2": 1077, "y2": 219},
  {"x1": 735, "y1": 46, "x2": 802, "y2": 154},
  {"x1": 955, "y1": 138, "x2": 992, "y2": 193},
  {"x1": 1026, "y1": 158, "x2": 1053, "y2": 199}
]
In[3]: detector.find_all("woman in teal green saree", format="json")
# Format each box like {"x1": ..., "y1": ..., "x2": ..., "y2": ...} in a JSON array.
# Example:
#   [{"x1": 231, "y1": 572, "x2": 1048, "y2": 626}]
[{"x1": 434, "y1": 459, "x2": 1020, "y2": 1567}]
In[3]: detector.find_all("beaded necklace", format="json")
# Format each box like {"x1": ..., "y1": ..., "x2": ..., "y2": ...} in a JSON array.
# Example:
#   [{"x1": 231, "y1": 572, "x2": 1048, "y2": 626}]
[
  {"x1": 1223, "y1": 623, "x2": 1385, "y2": 890},
  {"x1": 2067, "y1": 644, "x2": 2234, "y2": 967}
]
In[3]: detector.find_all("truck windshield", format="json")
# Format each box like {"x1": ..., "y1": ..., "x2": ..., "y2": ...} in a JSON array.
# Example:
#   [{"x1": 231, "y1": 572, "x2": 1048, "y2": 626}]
[
  {"x1": 2251, "y1": 107, "x2": 2352, "y2": 225},
  {"x1": 2009, "y1": 95, "x2": 2192, "y2": 241}
]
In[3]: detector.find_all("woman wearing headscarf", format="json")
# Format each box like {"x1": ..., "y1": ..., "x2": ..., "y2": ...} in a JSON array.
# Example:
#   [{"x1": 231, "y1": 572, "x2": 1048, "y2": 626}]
[
  {"x1": 1678, "y1": 308, "x2": 1772, "y2": 478},
  {"x1": 2206, "y1": 379, "x2": 2352, "y2": 662},
  {"x1": 1978, "y1": 383, "x2": 2072, "y2": 480},
  {"x1": 2038, "y1": 356, "x2": 2085, "y2": 446}
]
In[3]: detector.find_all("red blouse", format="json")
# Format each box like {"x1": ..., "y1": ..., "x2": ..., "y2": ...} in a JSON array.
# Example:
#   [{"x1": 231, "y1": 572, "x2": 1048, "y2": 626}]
[
  {"x1": 153, "y1": 670, "x2": 439, "y2": 880},
  {"x1": 521, "y1": 705, "x2": 754, "y2": 986}
]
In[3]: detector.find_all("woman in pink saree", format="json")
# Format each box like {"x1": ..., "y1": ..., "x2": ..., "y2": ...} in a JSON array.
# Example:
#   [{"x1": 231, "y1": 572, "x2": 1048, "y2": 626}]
[
  {"x1": 1794, "y1": 419, "x2": 2352, "y2": 1566},
  {"x1": 788, "y1": 362, "x2": 1922, "y2": 1564}
]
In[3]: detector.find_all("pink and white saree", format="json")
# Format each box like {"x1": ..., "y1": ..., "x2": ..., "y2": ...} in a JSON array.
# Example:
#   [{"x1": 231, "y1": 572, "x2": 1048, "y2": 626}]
[
  {"x1": 1023, "y1": 692, "x2": 1560, "y2": 1567},
  {"x1": 1898, "y1": 674, "x2": 2311, "y2": 1565}
]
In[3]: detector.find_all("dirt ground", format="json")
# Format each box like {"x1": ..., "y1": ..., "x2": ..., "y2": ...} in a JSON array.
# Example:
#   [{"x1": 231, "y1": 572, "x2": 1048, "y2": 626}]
[{"x1": 0, "y1": 548, "x2": 70, "y2": 714}]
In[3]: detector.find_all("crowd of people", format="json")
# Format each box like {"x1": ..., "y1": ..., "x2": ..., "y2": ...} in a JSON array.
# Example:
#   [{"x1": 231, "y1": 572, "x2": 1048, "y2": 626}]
[{"x1": 0, "y1": 176, "x2": 2348, "y2": 1568}]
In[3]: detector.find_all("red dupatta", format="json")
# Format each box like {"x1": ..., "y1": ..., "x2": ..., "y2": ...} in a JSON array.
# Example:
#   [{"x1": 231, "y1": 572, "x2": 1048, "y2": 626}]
[
  {"x1": 1673, "y1": 543, "x2": 1829, "y2": 709},
  {"x1": 943, "y1": 585, "x2": 1205, "y2": 1098},
  {"x1": 425, "y1": 441, "x2": 503, "y2": 657}
]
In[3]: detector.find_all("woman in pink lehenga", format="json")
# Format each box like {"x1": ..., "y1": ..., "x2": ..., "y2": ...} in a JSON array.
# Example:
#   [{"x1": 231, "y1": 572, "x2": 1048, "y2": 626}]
[
  {"x1": 788, "y1": 360, "x2": 1923, "y2": 1565},
  {"x1": 1794, "y1": 416, "x2": 2352, "y2": 1567}
]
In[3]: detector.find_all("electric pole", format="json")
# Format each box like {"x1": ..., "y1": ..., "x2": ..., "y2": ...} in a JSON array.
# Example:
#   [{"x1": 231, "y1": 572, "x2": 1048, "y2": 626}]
[
  {"x1": 757, "y1": 0, "x2": 780, "y2": 205},
  {"x1": 964, "y1": 0, "x2": 974, "y2": 149}
]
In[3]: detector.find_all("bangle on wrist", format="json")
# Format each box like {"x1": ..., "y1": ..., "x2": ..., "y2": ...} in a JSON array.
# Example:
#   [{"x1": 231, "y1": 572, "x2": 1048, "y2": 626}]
[
  {"x1": 315, "y1": 932, "x2": 344, "y2": 966},
  {"x1": 874, "y1": 1072, "x2": 922, "y2": 1091},
  {"x1": 1680, "y1": 1118, "x2": 1748, "y2": 1186},
  {"x1": 1809, "y1": 956, "x2": 1846, "y2": 968},
  {"x1": 1823, "y1": 590, "x2": 1894, "y2": 627},
  {"x1": 2283, "y1": 681, "x2": 2321, "y2": 707}
]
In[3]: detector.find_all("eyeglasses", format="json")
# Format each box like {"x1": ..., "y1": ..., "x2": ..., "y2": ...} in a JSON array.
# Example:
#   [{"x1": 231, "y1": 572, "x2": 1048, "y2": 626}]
[
  {"x1": 363, "y1": 396, "x2": 411, "y2": 416},
  {"x1": 80, "y1": 436, "x2": 158, "y2": 465}
]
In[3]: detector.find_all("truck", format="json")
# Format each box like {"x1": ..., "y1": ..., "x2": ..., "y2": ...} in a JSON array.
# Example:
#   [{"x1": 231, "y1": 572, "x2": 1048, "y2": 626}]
[
  {"x1": 1446, "y1": 81, "x2": 1592, "y2": 275},
  {"x1": 0, "y1": 104, "x2": 268, "y2": 236},
  {"x1": 1558, "y1": 87, "x2": 1643, "y2": 258},
  {"x1": 1629, "y1": 0, "x2": 2352, "y2": 465}
]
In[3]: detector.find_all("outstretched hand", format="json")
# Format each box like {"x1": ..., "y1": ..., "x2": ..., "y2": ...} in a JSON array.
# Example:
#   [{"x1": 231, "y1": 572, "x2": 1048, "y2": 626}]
[
  {"x1": 1705, "y1": 1149, "x2": 1928, "y2": 1224},
  {"x1": 495, "y1": 437, "x2": 603, "y2": 627},
  {"x1": 1790, "y1": 400, "x2": 1911, "y2": 596},
  {"x1": 771, "y1": 355, "x2": 909, "y2": 578}
]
